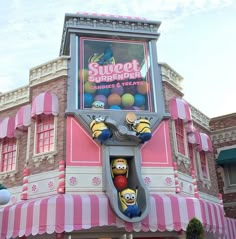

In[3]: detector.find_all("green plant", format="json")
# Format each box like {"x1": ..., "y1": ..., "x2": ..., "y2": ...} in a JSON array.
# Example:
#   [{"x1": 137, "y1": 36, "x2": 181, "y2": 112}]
[{"x1": 186, "y1": 217, "x2": 204, "y2": 239}]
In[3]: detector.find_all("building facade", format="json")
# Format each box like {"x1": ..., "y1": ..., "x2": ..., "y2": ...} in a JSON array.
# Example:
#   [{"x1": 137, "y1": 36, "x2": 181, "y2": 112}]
[
  {"x1": 210, "y1": 114, "x2": 236, "y2": 219},
  {"x1": 0, "y1": 13, "x2": 235, "y2": 239}
]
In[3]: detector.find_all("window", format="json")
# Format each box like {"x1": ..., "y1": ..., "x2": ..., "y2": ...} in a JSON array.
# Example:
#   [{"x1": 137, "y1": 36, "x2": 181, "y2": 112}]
[
  {"x1": 224, "y1": 163, "x2": 236, "y2": 193},
  {"x1": 36, "y1": 114, "x2": 55, "y2": 154},
  {"x1": 175, "y1": 119, "x2": 185, "y2": 155},
  {"x1": 188, "y1": 142, "x2": 195, "y2": 171},
  {"x1": 1, "y1": 138, "x2": 17, "y2": 172},
  {"x1": 78, "y1": 37, "x2": 153, "y2": 111},
  {"x1": 227, "y1": 164, "x2": 236, "y2": 185},
  {"x1": 199, "y1": 151, "x2": 209, "y2": 180}
]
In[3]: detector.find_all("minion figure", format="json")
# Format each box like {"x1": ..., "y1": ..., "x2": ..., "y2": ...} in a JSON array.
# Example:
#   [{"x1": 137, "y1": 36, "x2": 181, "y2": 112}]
[
  {"x1": 92, "y1": 101, "x2": 105, "y2": 110},
  {"x1": 111, "y1": 158, "x2": 129, "y2": 178},
  {"x1": 119, "y1": 188, "x2": 141, "y2": 218},
  {"x1": 131, "y1": 118, "x2": 152, "y2": 143},
  {"x1": 89, "y1": 116, "x2": 112, "y2": 144}
]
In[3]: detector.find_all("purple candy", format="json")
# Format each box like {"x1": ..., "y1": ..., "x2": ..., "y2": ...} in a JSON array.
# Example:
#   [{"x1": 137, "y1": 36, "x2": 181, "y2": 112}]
[
  {"x1": 111, "y1": 86, "x2": 124, "y2": 95},
  {"x1": 94, "y1": 94, "x2": 107, "y2": 104}
]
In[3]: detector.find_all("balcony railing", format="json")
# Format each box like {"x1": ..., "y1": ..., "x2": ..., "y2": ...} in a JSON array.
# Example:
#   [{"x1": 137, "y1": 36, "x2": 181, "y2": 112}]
[
  {"x1": 160, "y1": 63, "x2": 183, "y2": 92},
  {"x1": 0, "y1": 86, "x2": 29, "y2": 111},
  {"x1": 29, "y1": 56, "x2": 69, "y2": 86}
]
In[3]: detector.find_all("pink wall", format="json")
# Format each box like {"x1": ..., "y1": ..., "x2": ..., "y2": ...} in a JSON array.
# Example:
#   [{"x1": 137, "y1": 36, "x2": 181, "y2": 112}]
[
  {"x1": 66, "y1": 117, "x2": 172, "y2": 167},
  {"x1": 66, "y1": 116, "x2": 102, "y2": 166},
  {"x1": 141, "y1": 120, "x2": 172, "y2": 167}
]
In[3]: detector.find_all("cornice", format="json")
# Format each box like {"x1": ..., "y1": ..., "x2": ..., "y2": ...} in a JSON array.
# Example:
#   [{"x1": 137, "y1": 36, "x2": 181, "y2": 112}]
[
  {"x1": 159, "y1": 63, "x2": 183, "y2": 93},
  {"x1": 0, "y1": 85, "x2": 29, "y2": 112},
  {"x1": 211, "y1": 126, "x2": 236, "y2": 144},
  {"x1": 189, "y1": 103, "x2": 210, "y2": 130},
  {"x1": 60, "y1": 13, "x2": 161, "y2": 55},
  {"x1": 159, "y1": 63, "x2": 210, "y2": 130},
  {"x1": 29, "y1": 56, "x2": 69, "y2": 86}
]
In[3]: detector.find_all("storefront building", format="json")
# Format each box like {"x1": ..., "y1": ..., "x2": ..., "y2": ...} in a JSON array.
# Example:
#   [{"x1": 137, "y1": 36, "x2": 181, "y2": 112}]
[
  {"x1": 0, "y1": 13, "x2": 235, "y2": 239},
  {"x1": 210, "y1": 114, "x2": 236, "y2": 238}
]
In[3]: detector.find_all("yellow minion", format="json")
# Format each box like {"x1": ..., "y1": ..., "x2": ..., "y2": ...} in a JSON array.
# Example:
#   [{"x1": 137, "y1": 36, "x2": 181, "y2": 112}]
[
  {"x1": 111, "y1": 158, "x2": 129, "y2": 178},
  {"x1": 119, "y1": 188, "x2": 141, "y2": 218},
  {"x1": 89, "y1": 116, "x2": 112, "y2": 144}
]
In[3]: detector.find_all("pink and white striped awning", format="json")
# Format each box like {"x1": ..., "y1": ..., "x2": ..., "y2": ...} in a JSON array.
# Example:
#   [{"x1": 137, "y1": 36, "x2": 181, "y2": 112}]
[
  {"x1": 225, "y1": 217, "x2": 236, "y2": 239},
  {"x1": 31, "y1": 92, "x2": 59, "y2": 118},
  {"x1": 170, "y1": 98, "x2": 192, "y2": 122},
  {"x1": 0, "y1": 117, "x2": 15, "y2": 138},
  {"x1": 188, "y1": 130, "x2": 201, "y2": 145},
  {"x1": 197, "y1": 132, "x2": 213, "y2": 152},
  {"x1": 0, "y1": 193, "x2": 227, "y2": 239},
  {"x1": 187, "y1": 130, "x2": 213, "y2": 152},
  {"x1": 15, "y1": 104, "x2": 31, "y2": 131}
]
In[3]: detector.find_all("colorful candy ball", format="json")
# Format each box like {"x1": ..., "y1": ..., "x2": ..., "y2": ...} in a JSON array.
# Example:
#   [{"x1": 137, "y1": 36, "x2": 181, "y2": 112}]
[
  {"x1": 79, "y1": 69, "x2": 88, "y2": 81},
  {"x1": 134, "y1": 94, "x2": 146, "y2": 107},
  {"x1": 111, "y1": 85, "x2": 124, "y2": 95},
  {"x1": 137, "y1": 81, "x2": 148, "y2": 94},
  {"x1": 84, "y1": 93, "x2": 94, "y2": 108},
  {"x1": 110, "y1": 105, "x2": 121, "y2": 110},
  {"x1": 113, "y1": 175, "x2": 128, "y2": 190},
  {"x1": 84, "y1": 81, "x2": 96, "y2": 94},
  {"x1": 94, "y1": 94, "x2": 107, "y2": 104},
  {"x1": 108, "y1": 93, "x2": 121, "y2": 106},
  {"x1": 121, "y1": 93, "x2": 134, "y2": 107},
  {"x1": 96, "y1": 83, "x2": 111, "y2": 96},
  {"x1": 124, "y1": 84, "x2": 137, "y2": 94}
]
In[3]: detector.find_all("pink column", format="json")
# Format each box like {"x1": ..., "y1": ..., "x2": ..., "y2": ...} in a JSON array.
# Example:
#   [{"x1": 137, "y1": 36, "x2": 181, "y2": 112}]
[
  {"x1": 57, "y1": 160, "x2": 65, "y2": 194},
  {"x1": 173, "y1": 162, "x2": 181, "y2": 193},
  {"x1": 21, "y1": 167, "x2": 29, "y2": 200},
  {"x1": 191, "y1": 170, "x2": 199, "y2": 198}
]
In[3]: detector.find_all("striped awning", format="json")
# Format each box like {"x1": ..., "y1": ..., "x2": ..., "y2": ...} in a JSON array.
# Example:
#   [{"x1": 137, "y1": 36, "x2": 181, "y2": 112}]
[
  {"x1": 170, "y1": 98, "x2": 192, "y2": 122},
  {"x1": 0, "y1": 117, "x2": 15, "y2": 138},
  {"x1": 225, "y1": 217, "x2": 236, "y2": 239},
  {"x1": 197, "y1": 132, "x2": 213, "y2": 152},
  {"x1": 188, "y1": 129, "x2": 200, "y2": 145},
  {"x1": 15, "y1": 104, "x2": 31, "y2": 131},
  {"x1": 0, "y1": 193, "x2": 227, "y2": 239},
  {"x1": 187, "y1": 130, "x2": 213, "y2": 152},
  {"x1": 31, "y1": 92, "x2": 59, "y2": 118}
]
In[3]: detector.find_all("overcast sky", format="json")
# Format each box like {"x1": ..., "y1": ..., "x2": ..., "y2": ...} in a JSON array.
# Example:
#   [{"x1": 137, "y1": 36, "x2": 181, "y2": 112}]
[{"x1": 0, "y1": 0, "x2": 235, "y2": 118}]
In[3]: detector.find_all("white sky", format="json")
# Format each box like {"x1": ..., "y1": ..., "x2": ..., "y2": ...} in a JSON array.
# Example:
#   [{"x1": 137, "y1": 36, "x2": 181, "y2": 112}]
[{"x1": 0, "y1": 0, "x2": 235, "y2": 118}]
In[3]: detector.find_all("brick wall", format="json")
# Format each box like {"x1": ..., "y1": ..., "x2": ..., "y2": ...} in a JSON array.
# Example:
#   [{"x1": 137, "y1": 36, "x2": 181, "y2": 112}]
[
  {"x1": 163, "y1": 81, "x2": 219, "y2": 198},
  {"x1": 210, "y1": 114, "x2": 236, "y2": 218},
  {"x1": 28, "y1": 77, "x2": 67, "y2": 175},
  {"x1": 0, "y1": 76, "x2": 67, "y2": 189}
]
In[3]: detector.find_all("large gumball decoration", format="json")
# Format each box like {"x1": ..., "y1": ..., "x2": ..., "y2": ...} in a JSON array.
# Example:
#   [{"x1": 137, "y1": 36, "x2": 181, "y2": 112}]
[
  {"x1": 0, "y1": 184, "x2": 11, "y2": 205},
  {"x1": 134, "y1": 94, "x2": 145, "y2": 107},
  {"x1": 111, "y1": 158, "x2": 129, "y2": 191},
  {"x1": 111, "y1": 85, "x2": 124, "y2": 95},
  {"x1": 84, "y1": 93, "x2": 94, "y2": 108},
  {"x1": 96, "y1": 83, "x2": 111, "y2": 96},
  {"x1": 108, "y1": 93, "x2": 121, "y2": 106},
  {"x1": 94, "y1": 94, "x2": 107, "y2": 105},
  {"x1": 137, "y1": 82, "x2": 148, "y2": 94},
  {"x1": 114, "y1": 175, "x2": 128, "y2": 190},
  {"x1": 121, "y1": 93, "x2": 134, "y2": 108},
  {"x1": 110, "y1": 105, "x2": 121, "y2": 110},
  {"x1": 84, "y1": 81, "x2": 96, "y2": 94}
]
